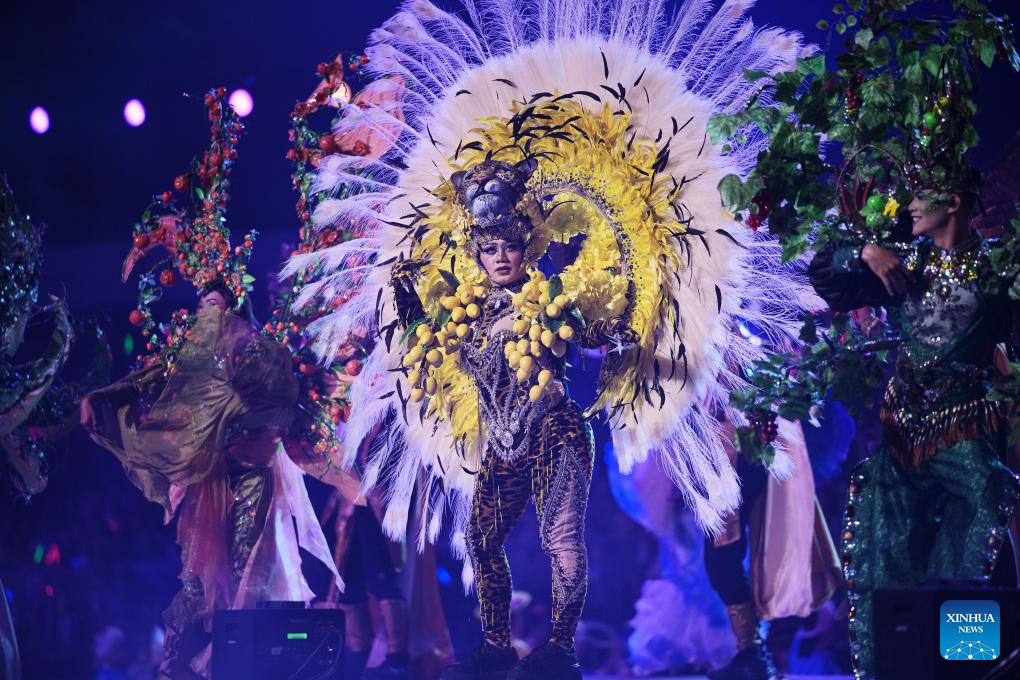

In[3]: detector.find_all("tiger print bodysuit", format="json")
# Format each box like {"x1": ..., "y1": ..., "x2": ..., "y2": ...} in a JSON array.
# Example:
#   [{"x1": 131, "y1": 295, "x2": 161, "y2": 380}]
[{"x1": 460, "y1": 282, "x2": 631, "y2": 650}]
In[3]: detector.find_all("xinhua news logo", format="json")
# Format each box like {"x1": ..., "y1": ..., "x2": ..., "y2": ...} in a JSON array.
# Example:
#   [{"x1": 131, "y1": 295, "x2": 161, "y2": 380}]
[{"x1": 940, "y1": 600, "x2": 1000, "y2": 661}]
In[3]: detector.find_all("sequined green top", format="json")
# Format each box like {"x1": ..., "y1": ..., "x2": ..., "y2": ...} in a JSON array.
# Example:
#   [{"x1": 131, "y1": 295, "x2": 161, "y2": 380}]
[{"x1": 809, "y1": 234, "x2": 1014, "y2": 464}]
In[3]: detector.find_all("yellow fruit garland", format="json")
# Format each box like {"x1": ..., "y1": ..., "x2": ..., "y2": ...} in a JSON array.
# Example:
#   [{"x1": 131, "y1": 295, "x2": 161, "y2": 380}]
[{"x1": 395, "y1": 96, "x2": 690, "y2": 450}]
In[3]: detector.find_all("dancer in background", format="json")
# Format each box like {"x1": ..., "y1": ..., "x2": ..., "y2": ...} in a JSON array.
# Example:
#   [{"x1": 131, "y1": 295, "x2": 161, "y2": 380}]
[
  {"x1": 81, "y1": 282, "x2": 336, "y2": 679},
  {"x1": 1, "y1": 176, "x2": 110, "y2": 680},
  {"x1": 80, "y1": 91, "x2": 337, "y2": 679},
  {"x1": 317, "y1": 413, "x2": 454, "y2": 680},
  {"x1": 702, "y1": 417, "x2": 839, "y2": 680}
]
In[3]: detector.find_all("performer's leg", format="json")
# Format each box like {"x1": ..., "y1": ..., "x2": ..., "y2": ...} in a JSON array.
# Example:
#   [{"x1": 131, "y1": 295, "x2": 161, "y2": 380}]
[
  {"x1": 842, "y1": 451, "x2": 935, "y2": 680},
  {"x1": 703, "y1": 459, "x2": 775, "y2": 679},
  {"x1": 354, "y1": 505, "x2": 412, "y2": 679},
  {"x1": 925, "y1": 439, "x2": 1020, "y2": 580},
  {"x1": 226, "y1": 460, "x2": 273, "y2": 580},
  {"x1": 468, "y1": 450, "x2": 531, "y2": 648},
  {"x1": 531, "y1": 401, "x2": 594, "y2": 650},
  {"x1": 508, "y1": 403, "x2": 592, "y2": 680},
  {"x1": 339, "y1": 514, "x2": 373, "y2": 680},
  {"x1": 442, "y1": 452, "x2": 527, "y2": 678},
  {"x1": 158, "y1": 577, "x2": 208, "y2": 680}
]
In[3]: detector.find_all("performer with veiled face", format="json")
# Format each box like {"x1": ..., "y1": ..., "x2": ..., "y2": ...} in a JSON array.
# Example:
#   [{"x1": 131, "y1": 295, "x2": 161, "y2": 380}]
[{"x1": 81, "y1": 280, "x2": 336, "y2": 680}]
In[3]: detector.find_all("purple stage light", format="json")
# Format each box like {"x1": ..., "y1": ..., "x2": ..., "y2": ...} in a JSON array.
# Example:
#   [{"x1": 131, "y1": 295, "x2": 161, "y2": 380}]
[
  {"x1": 29, "y1": 106, "x2": 50, "y2": 134},
  {"x1": 123, "y1": 99, "x2": 146, "y2": 127},
  {"x1": 229, "y1": 89, "x2": 253, "y2": 117}
]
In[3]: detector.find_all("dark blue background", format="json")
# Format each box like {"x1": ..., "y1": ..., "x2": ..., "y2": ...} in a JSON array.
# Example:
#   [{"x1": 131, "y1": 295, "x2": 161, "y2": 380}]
[{"x1": 2, "y1": 1, "x2": 1018, "y2": 677}]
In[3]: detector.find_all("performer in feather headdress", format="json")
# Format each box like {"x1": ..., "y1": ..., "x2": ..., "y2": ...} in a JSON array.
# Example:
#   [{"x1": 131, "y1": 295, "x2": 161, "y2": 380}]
[{"x1": 283, "y1": 1, "x2": 813, "y2": 678}]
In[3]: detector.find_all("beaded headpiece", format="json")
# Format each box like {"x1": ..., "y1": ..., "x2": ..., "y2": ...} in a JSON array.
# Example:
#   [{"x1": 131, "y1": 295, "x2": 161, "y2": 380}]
[
  {"x1": 902, "y1": 61, "x2": 982, "y2": 199},
  {"x1": 451, "y1": 158, "x2": 539, "y2": 256}
]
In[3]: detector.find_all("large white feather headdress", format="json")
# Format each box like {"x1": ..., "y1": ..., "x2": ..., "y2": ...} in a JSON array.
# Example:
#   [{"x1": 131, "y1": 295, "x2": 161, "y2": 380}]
[{"x1": 284, "y1": 0, "x2": 818, "y2": 555}]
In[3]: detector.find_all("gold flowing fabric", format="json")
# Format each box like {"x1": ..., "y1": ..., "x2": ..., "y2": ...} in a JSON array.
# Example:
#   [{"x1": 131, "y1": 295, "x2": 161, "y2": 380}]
[{"x1": 88, "y1": 306, "x2": 297, "y2": 513}]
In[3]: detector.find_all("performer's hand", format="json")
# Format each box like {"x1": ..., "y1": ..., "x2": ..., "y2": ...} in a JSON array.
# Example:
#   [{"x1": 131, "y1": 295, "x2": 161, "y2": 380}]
[
  {"x1": 79, "y1": 395, "x2": 97, "y2": 431},
  {"x1": 861, "y1": 244, "x2": 910, "y2": 296},
  {"x1": 851, "y1": 307, "x2": 885, "y2": 339},
  {"x1": 609, "y1": 317, "x2": 640, "y2": 346}
]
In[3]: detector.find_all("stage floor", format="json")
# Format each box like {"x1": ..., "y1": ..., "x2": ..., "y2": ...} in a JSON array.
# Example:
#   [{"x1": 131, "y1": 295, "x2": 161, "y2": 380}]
[{"x1": 585, "y1": 676, "x2": 853, "y2": 679}]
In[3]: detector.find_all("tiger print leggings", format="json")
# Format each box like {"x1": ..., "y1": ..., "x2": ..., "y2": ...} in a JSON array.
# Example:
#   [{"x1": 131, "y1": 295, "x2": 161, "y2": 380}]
[{"x1": 467, "y1": 398, "x2": 595, "y2": 650}]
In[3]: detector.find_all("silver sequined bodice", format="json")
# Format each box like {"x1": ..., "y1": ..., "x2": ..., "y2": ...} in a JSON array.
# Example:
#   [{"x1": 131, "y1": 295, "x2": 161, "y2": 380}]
[
  {"x1": 460, "y1": 286, "x2": 551, "y2": 461},
  {"x1": 901, "y1": 281, "x2": 981, "y2": 350}
]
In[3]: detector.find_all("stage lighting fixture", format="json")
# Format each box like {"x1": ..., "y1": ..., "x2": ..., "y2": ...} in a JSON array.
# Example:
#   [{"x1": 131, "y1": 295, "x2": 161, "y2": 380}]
[
  {"x1": 29, "y1": 106, "x2": 50, "y2": 134},
  {"x1": 229, "y1": 89, "x2": 254, "y2": 117},
  {"x1": 124, "y1": 99, "x2": 146, "y2": 127}
]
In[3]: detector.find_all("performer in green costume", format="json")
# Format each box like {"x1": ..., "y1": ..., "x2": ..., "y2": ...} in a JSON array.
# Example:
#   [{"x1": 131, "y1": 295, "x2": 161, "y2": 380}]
[{"x1": 810, "y1": 168, "x2": 1020, "y2": 678}]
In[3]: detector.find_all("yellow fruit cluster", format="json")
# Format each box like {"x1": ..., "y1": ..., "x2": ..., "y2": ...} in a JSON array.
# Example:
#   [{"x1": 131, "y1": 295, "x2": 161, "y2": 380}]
[
  {"x1": 504, "y1": 271, "x2": 576, "y2": 401},
  {"x1": 401, "y1": 283, "x2": 487, "y2": 402}
]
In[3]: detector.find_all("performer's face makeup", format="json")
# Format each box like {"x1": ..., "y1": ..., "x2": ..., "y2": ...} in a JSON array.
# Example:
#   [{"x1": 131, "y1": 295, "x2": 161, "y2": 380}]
[
  {"x1": 909, "y1": 191, "x2": 955, "y2": 237},
  {"x1": 479, "y1": 239, "x2": 525, "y2": 286},
  {"x1": 198, "y1": 290, "x2": 229, "y2": 313}
]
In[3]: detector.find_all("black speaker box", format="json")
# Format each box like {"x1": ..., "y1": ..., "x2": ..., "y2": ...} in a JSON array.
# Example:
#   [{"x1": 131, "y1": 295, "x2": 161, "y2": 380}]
[
  {"x1": 212, "y1": 604, "x2": 345, "y2": 680},
  {"x1": 874, "y1": 584, "x2": 1020, "y2": 680}
]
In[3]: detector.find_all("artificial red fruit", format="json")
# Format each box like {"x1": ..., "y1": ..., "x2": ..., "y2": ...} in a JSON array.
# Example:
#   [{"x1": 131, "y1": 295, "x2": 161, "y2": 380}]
[
  {"x1": 173, "y1": 175, "x2": 190, "y2": 191},
  {"x1": 129, "y1": 309, "x2": 145, "y2": 326},
  {"x1": 345, "y1": 360, "x2": 363, "y2": 376},
  {"x1": 159, "y1": 269, "x2": 177, "y2": 286},
  {"x1": 318, "y1": 135, "x2": 337, "y2": 152}
]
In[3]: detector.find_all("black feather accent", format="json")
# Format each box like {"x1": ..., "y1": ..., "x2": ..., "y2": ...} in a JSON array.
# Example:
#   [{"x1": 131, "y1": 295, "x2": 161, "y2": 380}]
[
  {"x1": 571, "y1": 90, "x2": 602, "y2": 102},
  {"x1": 395, "y1": 380, "x2": 409, "y2": 425},
  {"x1": 569, "y1": 124, "x2": 591, "y2": 142},
  {"x1": 601, "y1": 50, "x2": 610, "y2": 79},
  {"x1": 427, "y1": 125, "x2": 439, "y2": 148},
  {"x1": 628, "y1": 164, "x2": 649, "y2": 176},
  {"x1": 600, "y1": 84, "x2": 621, "y2": 100},
  {"x1": 715, "y1": 228, "x2": 745, "y2": 249},
  {"x1": 455, "y1": 89, "x2": 472, "y2": 97},
  {"x1": 633, "y1": 67, "x2": 647, "y2": 87},
  {"x1": 493, "y1": 78, "x2": 518, "y2": 88},
  {"x1": 384, "y1": 319, "x2": 398, "y2": 352},
  {"x1": 715, "y1": 285, "x2": 723, "y2": 313}
]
